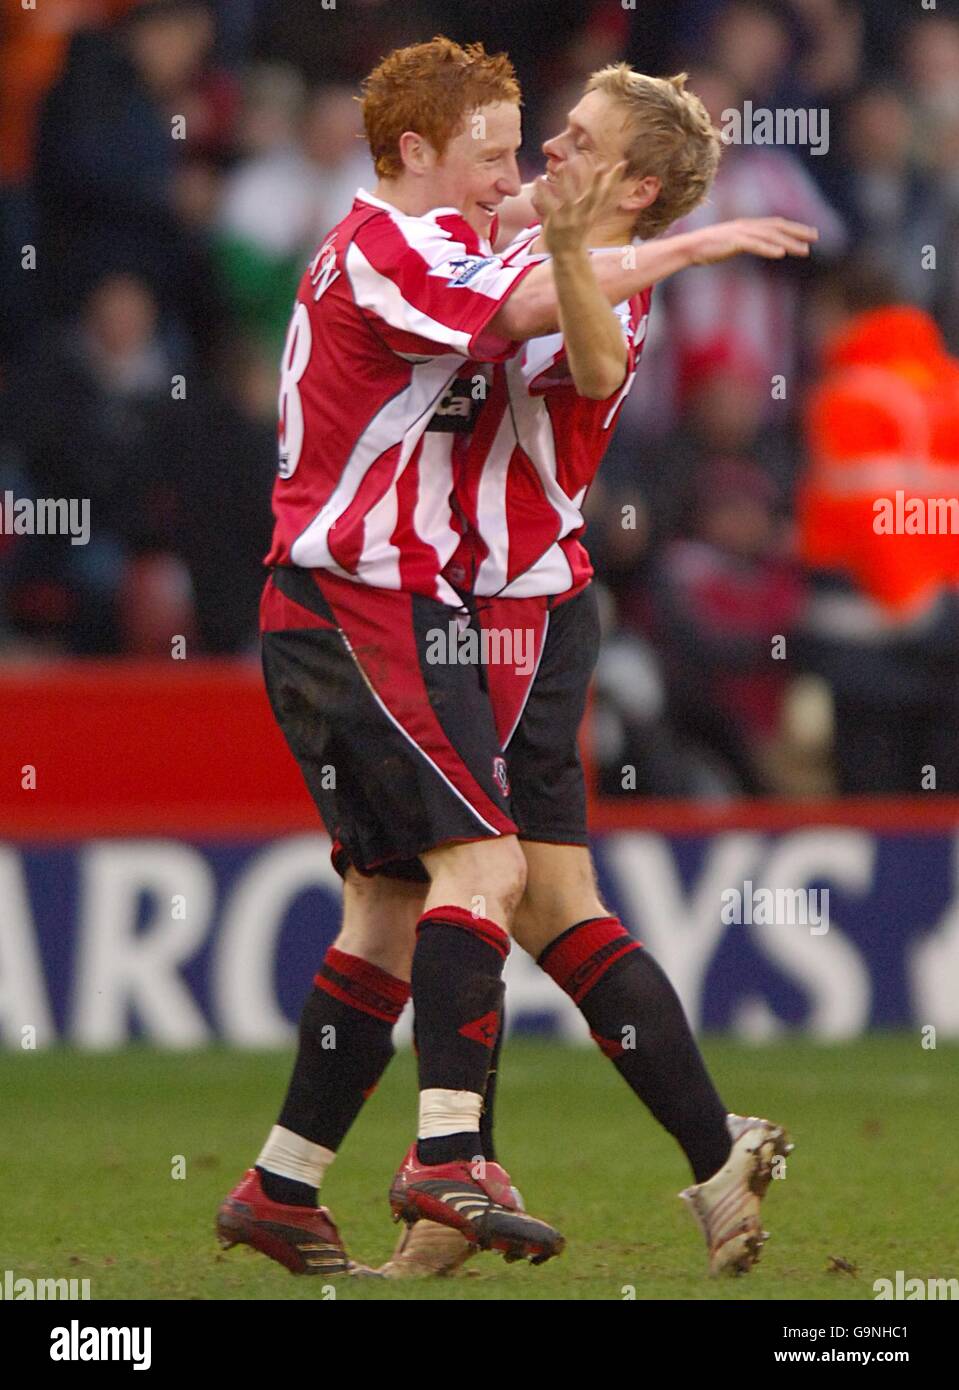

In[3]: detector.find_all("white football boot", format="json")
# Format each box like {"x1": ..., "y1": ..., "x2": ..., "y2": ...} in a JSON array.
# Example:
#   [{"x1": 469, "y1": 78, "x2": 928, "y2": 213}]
[
  {"x1": 679, "y1": 1113, "x2": 792, "y2": 1275},
  {"x1": 379, "y1": 1220, "x2": 475, "y2": 1279}
]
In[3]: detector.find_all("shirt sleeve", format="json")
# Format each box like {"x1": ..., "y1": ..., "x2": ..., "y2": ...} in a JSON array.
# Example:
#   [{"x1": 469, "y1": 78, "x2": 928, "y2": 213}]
[
  {"x1": 526, "y1": 300, "x2": 639, "y2": 396},
  {"x1": 346, "y1": 208, "x2": 536, "y2": 362}
]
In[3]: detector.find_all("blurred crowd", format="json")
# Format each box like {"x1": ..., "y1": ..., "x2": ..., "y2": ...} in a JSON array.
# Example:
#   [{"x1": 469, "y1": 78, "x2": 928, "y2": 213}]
[{"x1": 2, "y1": 0, "x2": 958, "y2": 795}]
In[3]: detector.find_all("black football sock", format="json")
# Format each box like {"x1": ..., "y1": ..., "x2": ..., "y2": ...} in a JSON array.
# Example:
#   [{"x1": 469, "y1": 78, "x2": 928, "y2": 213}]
[
  {"x1": 257, "y1": 1171, "x2": 318, "y2": 1208},
  {"x1": 479, "y1": 1005, "x2": 505, "y2": 1164},
  {"x1": 408, "y1": 1007, "x2": 504, "y2": 1164},
  {"x1": 257, "y1": 946, "x2": 410, "y2": 1205},
  {"x1": 412, "y1": 906, "x2": 507, "y2": 1166},
  {"x1": 539, "y1": 917, "x2": 731, "y2": 1183}
]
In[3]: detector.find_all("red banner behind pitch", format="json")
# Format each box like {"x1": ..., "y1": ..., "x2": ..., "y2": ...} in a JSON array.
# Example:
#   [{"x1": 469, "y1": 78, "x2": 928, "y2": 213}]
[{"x1": 3, "y1": 661, "x2": 958, "y2": 837}]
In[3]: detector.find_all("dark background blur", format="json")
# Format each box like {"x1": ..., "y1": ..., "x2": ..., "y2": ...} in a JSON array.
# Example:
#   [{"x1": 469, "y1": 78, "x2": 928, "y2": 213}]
[{"x1": 2, "y1": 0, "x2": 958, "y2": 797}]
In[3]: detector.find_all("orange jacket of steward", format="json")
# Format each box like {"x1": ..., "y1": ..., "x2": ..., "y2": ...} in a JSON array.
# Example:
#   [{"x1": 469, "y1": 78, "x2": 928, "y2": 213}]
[
  {"x1": 0, "y1": 0, "x2": 137, "y2": 182},
  {"x1": 798, "y1": 305, "x2": 959, "y2": 618}
]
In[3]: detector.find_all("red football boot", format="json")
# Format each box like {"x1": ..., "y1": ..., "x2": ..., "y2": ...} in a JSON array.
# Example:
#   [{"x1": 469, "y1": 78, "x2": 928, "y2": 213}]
[
  {"x1": 388, "y1": 1145, "x2": 565, "y2": 1266},
  {"x1": 380, "y1": 1159, "x2": 526, "y2": 1277},
  {"x1": 216, "y1": 1169, "x2": 357, "y2": 1276}
]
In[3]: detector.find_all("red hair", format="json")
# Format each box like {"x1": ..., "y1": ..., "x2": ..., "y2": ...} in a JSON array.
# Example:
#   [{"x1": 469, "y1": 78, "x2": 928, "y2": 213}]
[{"x1": 361, "y1": 36, "x2": 520, "y2": 179}]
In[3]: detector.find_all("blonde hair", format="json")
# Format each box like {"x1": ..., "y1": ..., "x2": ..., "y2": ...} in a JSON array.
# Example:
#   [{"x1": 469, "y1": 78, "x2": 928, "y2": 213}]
[{"x1": 586, "y1": 65, "x2": 721, "y2": 238}]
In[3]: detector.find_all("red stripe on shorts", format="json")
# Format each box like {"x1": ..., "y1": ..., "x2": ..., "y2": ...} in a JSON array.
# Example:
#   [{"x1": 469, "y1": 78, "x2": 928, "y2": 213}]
[{"x1": 314, "y1": 571, "x2": 516, "y2": 836}]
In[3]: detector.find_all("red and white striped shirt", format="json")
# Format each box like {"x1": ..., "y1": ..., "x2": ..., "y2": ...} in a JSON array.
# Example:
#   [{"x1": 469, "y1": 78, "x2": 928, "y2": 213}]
[
  {"x1": 447, "y1": 228, "x2": 652, "y2": 599},
  {"x1": 264, "y1": 190, "x2": 536, "y2": 606}
]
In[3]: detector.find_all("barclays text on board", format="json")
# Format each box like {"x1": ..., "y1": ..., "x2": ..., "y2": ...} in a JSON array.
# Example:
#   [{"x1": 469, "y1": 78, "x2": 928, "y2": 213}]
[{"x1": 1, "y1": 830, "x2": 958, "y2": 1048}]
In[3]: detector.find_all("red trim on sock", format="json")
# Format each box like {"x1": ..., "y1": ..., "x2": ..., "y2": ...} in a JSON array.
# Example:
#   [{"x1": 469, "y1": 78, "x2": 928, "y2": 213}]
[
  {"x1": 314, "y1": 973, "x2": 388, "y2": 1020},
  {"x1": 324, "y1": 948, "x2": 411, "y2": 1008},
  {"x1": 590, "y1": 1028, "x2": 626, "y2": 1060},
  {"x1": 539, "y1": 917, "x2": 641, "y2": 1004},
  {"x1": 313, "y1": 947, "x2": 410, "y2": 1024},
  {"x1": 417, "y1": 905, "x2": 510, "y2": 959}
]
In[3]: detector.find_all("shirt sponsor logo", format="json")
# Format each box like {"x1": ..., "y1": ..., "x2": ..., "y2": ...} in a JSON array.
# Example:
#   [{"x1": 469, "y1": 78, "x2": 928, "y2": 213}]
[{"x1": 426, "y1": 378, "x2": 484, "y2": 433}]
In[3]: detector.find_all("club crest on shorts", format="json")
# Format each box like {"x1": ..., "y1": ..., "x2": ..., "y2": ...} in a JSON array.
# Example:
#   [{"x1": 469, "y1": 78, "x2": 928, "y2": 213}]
[{"x1": 493, "y1": 756, "x2": 510, "y2": 797}]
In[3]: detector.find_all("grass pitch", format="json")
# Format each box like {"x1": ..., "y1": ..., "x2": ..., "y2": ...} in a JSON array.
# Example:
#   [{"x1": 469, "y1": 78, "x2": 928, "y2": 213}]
[{"x1": 1, "y1": 1036, "x2": 954, "y2": 1301}]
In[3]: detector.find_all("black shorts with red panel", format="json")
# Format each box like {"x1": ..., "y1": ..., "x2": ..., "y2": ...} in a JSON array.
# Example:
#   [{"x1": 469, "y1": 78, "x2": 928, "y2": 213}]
[
  {"x1": 474, "y1": 581, "x2": 601, "y2": 847},
  {"x1": 260, "y1": 565, "x2": 517, "y2": 883}
]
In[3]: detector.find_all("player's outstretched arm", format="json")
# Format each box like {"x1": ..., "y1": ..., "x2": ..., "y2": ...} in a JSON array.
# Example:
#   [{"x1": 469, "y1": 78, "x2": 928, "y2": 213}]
[
  {"x1": 491, "y1": 217, "x2": 819, "y2": 341},
  {"x1": 534, "y1": 161, "x2": 630, "y2": 399}
]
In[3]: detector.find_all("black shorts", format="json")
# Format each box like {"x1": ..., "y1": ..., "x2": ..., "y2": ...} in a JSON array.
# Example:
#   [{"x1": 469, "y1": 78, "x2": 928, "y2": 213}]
[
  {"x1": 260, "y1": 567, "x2": 517, "y2": 883},
  {"x1": 478, "y1": 583, "x2": 600, "y2": 846}
]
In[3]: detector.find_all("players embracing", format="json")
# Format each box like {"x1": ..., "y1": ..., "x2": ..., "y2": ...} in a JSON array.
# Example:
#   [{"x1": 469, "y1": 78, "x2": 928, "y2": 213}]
[
  {"x1": 404, "y1": 62, "x2": 804, "y2": 1279},
  {"x1": 216, "y1": 36, "x2": 814, "y2": 1282}
]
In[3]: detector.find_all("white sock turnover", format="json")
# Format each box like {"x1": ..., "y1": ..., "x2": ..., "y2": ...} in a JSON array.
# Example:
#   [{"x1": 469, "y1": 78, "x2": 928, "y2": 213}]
[
  {"x1": 255, "y1": 1125, "x2": 336, "y2": 1190},
  {"x1": 418, "y1": 1088, "x2": 483, "y2": 1140}
]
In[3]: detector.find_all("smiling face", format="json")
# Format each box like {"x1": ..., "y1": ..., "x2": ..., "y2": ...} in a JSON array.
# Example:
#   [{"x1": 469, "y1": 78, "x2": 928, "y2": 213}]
[
  {"x1": 362, "y1": 37, "x2": 522, "y2": 238},
  {"x1": 414, "y1": 101, "x2": 523, "y2": 238}
]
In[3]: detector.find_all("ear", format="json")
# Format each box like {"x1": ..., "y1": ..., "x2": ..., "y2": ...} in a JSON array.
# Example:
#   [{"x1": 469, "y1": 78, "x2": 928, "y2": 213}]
[
  {"x1": 623, "y1": 174, "x2": 662, "y2": 214},
  {"x1": 397, "y1": 130, "x2": 436, "y2": 176}
]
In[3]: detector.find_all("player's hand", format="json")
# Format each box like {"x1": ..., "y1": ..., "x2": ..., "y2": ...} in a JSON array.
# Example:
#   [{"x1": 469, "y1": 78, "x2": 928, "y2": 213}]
[
  {"x1": 688, "y1": 218, "x2": 819, "y2": 265},
  {"x1": 532, "y1": 159, "x2": 628, "y2": 257}
]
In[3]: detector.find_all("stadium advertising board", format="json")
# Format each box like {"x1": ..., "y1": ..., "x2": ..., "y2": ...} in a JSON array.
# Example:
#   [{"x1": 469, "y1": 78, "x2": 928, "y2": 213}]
[{"x1": 2, "y1": 828, "x2": 957, "y2": 1048}]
